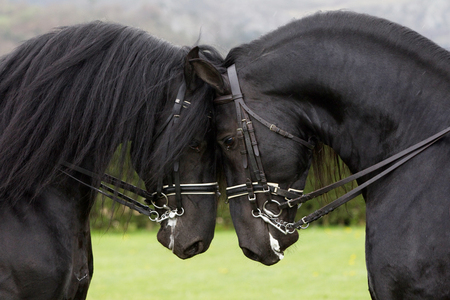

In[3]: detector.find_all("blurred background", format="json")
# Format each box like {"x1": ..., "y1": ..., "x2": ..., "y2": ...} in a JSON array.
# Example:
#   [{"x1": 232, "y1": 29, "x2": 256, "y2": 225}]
[
  {"x1": 2, "y1": 0, "x2": 449, "y2": 56},
  {"x1": 1, "y1": 0, "x2": 449, "y2": 231}
]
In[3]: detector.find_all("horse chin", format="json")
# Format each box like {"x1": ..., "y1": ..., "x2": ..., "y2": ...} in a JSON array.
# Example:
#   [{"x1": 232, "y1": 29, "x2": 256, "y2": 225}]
[
  {"x1": 239, "y1": 224, "x2": 299, "y2": 266},
  {"x1": 156, "y1": 218, "x2": 212, "y2": 259}
]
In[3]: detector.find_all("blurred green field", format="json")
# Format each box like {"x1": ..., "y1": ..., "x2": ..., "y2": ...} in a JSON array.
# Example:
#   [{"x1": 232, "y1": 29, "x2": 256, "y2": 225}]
[{"x1": 87, "y1": 227, "x2": 370, "y2": 300}]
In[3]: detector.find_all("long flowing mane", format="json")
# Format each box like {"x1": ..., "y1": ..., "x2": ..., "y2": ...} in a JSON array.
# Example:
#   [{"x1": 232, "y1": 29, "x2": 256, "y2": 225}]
[
  {"x1": 223, "y1": 10, "x2": 450, "y2": 190},
  {"x1": 0, "y1": 21, "x2": 222, "y2": 202}
]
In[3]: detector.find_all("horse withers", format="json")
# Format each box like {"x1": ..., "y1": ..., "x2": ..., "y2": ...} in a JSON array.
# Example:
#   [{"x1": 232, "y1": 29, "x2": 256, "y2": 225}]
[
  {"x1": 191, "y1": 11, "x2": 450, "y2": 299},
  {"x1": 0, "y1": 22, "x2": 222, "y2": 299}
]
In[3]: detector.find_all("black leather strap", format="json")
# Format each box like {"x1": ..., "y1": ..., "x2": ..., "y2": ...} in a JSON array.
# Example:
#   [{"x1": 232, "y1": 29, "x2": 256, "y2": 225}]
[
  {"x1": 221, "y1": 64, "x2": 310, "y2": 209},
  {"x1": 281, "y1": 125, "x2": 450, "y2": 209},
  {"x1": 226, "y1": 182, "x2": 303, "y2": 200},
  {"x1": 238, "y1": 100, "x2": 314, "y2": 149},
  {"x1": 59, "y1": 164, "x2": 155, "y2": 217},
  {"x1": 216, "y1": 65, "x2": 314, "y2": 150},
  {"x1": 227, "y1": 65, "x2": 259, "y2": 209},
  {"x1": 291, "y1": 125, "x2": 450, "y2": 228}
]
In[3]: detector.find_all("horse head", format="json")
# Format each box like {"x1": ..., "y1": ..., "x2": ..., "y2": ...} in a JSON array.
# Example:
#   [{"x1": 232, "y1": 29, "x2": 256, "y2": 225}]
[
  {"x1": 189, "y1": 59, "x2": 314, "y2": 265},
  {"x1": 130, "y1": 47, "x2": 223, "y2": 259}
]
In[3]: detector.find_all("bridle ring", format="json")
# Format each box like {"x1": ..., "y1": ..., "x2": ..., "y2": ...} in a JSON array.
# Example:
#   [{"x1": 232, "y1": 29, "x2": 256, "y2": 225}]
[
  {"x1": 149, "y1": 210, "x2": 160, "y2": 222},
  {"x1": 252, "y1": 208, "x2": 262, "y2": 218},
  {"x1": 263, "y1": 200, "x2": 283, "y2": 218},
  {"x1": 151, "y1": 193, "x2": 169, "y2": 210}
]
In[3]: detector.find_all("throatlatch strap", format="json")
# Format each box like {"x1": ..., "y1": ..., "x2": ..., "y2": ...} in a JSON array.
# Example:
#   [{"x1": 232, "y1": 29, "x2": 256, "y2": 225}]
[
  {"x1": 221, "y1": 65, "x2": 314, "y2": 150},
  {"x1": 238, "y1": 101, "x2": 314, "y2": 150}
]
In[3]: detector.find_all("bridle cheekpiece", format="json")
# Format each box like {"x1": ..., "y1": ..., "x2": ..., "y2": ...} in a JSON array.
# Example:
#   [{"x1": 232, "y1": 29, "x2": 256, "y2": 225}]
[{"x1": 215, "y1": 64, "x2": 315, "y2": 234}]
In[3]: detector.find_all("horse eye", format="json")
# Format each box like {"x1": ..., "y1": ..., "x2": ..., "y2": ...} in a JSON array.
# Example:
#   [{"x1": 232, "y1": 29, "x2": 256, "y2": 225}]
[
  {"x1": 189, "y1": 140, "x2": 201, "y2": 152},
  {"x1": 223, "y1": 137, "x2": 236, "y2": 150}
]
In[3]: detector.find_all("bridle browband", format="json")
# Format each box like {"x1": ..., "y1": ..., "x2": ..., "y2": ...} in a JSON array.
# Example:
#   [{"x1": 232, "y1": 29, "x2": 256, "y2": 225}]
[
  {"x1": 216, "y1": 64, "x2": 450, "y2": 234},
  {"x1": 60, "y1": 82, "x2": 219, "y2": 223}
]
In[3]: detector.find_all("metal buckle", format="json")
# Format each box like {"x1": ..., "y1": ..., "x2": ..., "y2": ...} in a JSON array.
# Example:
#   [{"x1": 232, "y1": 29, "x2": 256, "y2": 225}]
[
  {"x1": 287, "y1": 187, "x2": 303, "y2": 194},
  {"x1": 300, "y1": 216, "x2": 310, "y2": 229},
  {"x1": 286, "y1": 188, "x2": 304, "y2": 209}
]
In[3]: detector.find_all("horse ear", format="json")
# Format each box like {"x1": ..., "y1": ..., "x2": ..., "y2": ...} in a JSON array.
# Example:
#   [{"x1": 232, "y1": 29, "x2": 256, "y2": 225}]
[
  {"x1": 184, "y1": 47, "x2": 199, "y2": 89},
  {"x1": 189, "y1": 58, "x2": 227, "y2": 94}
]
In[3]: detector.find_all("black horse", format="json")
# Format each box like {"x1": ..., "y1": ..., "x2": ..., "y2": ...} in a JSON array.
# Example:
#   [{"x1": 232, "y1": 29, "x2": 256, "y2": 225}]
[
  {"x1": 191, "y1": 11, "x2": 450, "y2": 299},
  {"x1": 0, "y1": 22, "x2": 222, "y2": 299}
]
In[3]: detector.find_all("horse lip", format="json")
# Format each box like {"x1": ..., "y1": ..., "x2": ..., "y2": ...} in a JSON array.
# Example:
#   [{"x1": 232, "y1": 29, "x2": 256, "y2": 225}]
[
  {"x1": 266, "y1": 225, "x2": 299, "y2": 261},
  {"x1": 240, "y1": 244, "x2": 283, "y2": 266},
  {"x1": 259, "y1": 253, "x2": 283, "y2": 266},
  {"x1": 269, "y1": 233, "x2": 284, "y2": 260},
  {"x1": 157, "y1": 218, "x2": 211, "y2": 259}
]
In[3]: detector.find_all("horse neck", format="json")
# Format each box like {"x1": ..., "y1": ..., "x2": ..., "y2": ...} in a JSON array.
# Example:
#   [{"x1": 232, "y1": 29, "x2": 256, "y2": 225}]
[{"x1": 243, "y1": 32, "x2": 450, "y2": 172}]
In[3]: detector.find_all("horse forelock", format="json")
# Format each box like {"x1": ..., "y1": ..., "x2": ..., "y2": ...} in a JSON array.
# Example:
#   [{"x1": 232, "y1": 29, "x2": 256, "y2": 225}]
[{"x1": 0, "y1": 21, "x2": 206, "y2": 202}]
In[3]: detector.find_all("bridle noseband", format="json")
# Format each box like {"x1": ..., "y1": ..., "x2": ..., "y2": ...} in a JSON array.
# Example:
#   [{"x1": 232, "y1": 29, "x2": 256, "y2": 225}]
[
  {"x1": 216, "y1": 64, "x2": 450, "y2": 234},
  {"x1": 60, "y1": 81, "x2": 219, "y2": 223}
]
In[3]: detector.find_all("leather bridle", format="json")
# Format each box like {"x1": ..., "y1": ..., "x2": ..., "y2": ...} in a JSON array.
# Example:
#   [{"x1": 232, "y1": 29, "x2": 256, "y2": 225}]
[
  {"x1": 216, "y1": 64, "x2": 450, "y2": 234},
  {"x1": 60, "y1": 82, "x2": 219, "y2": 223},
  {"x1": 215, "y1": 65, "x2": 315, "y2": 234}
]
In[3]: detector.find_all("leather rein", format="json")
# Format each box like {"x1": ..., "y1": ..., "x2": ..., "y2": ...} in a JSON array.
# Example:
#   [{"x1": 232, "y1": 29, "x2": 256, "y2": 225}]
[
  {"x1": 59, "y1": 82, "x2": 219, "y2": 223},
  {"x1": 215, "y1": 64, "x2": 450, "y2": 234}
]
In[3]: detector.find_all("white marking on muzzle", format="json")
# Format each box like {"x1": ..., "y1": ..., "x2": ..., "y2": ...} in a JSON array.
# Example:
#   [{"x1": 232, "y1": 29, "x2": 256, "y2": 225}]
[
  {"x1": 167, "y1": 218, "x2": 177, "y2": 251},
  {"x1": 269, "y1": 233, "x2": 284, "y2": 260}
]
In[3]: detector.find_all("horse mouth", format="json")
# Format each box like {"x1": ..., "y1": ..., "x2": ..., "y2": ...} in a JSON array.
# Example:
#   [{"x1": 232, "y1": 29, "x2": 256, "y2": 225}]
[
  {"x1": 238, "y1": 227, "x2": 298, "y2": 266},
  {"x1": 241, "y1": 247, "x2": 281, "y2": 266},
  {"x1": 182, "y1": 240, "x2": 205, "y2": 258},
  {"x1": 246, "y1": 248, "x2": 284, "y2": 266},
  {"x1": 157, "y1": 218, "x2": 209, "y2": 259},
  {"x1": 269, "y1": 233, "x2": 284, "y2": 260}
]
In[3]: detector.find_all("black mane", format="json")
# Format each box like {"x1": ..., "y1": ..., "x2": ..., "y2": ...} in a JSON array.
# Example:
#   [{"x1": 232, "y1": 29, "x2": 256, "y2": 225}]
[{"x1": 0, "y1": 21, "x2": 222, "y2": 202}]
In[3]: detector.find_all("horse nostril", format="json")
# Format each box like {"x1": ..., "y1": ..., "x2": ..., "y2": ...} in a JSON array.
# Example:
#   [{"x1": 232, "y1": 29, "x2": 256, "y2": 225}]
[
  {"x1": 241, "y1": 247, "x2": 260, "y2": 262},
  {"x1": 183, "y1": 241, "x2": 203, "y2": 258}
]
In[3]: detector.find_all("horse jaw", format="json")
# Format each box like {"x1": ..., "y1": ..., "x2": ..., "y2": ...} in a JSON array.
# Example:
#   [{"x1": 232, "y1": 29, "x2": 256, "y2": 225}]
[{"x1": 269, "y1": 233, "x2": 284, "y2": 260}]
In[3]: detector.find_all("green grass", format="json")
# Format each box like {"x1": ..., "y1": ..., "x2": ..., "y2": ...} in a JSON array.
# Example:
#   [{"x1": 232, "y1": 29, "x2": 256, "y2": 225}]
[{"x1": 87, "y1": 227, "x2": 370, "y2": 300}]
